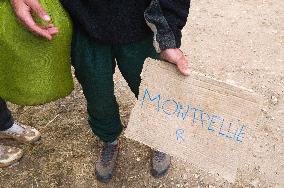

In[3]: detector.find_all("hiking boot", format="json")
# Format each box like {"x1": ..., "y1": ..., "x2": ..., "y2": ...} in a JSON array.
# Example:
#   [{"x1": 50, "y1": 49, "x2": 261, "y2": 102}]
[
  {"x1": 151, "y1": 150, "x2": 171, "y2": 177},
  {"x1": 0, "y1": 122, "x2": 41, "y2": 143},
  {"x1": 0, "y1": 145, "x2": 23, "y2": 168},
  {"x1": 95, "y1": 141, "x2": 119, "y2": 183}
]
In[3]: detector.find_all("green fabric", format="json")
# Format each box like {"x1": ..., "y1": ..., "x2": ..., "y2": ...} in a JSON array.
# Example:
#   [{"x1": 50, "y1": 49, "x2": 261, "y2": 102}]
[
  {"x1": 0, "y1": 0, "x2": 74, "y2": 106},
  {"x1": 72, "y1": 27, "x2": 159, "y2": 142}
]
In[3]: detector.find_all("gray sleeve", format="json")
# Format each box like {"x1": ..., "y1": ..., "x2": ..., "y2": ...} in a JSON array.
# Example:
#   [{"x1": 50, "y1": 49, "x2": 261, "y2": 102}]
[{"x1": 144, "y1": 0, "x2": 191, "y2": 52}]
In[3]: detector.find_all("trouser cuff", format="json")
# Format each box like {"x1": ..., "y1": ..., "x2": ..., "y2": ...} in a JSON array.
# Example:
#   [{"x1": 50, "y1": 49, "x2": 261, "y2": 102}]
[{"x1": 88, "y1": 114, "x2": 123, "y2": 143}]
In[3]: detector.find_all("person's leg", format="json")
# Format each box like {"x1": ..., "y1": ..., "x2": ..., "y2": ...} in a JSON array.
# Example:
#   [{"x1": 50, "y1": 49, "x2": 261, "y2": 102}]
[
  {"x1": 114, "y1": 36, "x2": 171, "y2": 178},
  {"x1": 0, "y1": 98, "x2": 22, "y2": 168},
  {"x1": 0, "y1": 98, "x2": 41, "y2": 143},
  {"x1": 0, "y1": 98, "x2": 40, "y2": 167},
  {"x1": 71, "y1": 27, "x2": 121, "y2": 182},
  {"x1": 114, "y1": 36, "x2": 159, "y2": 98},
  {"x1": 0, "y1": 98, "x2": 14, "y2": 131},
  {"x1": 71, "y1": 27, "x2": 123, "y2": 143}
]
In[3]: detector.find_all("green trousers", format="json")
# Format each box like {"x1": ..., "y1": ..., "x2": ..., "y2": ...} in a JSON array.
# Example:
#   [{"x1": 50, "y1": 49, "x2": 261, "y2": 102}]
[{"x1": 71, "y1": 28, "x2": 159, "y2": 142}]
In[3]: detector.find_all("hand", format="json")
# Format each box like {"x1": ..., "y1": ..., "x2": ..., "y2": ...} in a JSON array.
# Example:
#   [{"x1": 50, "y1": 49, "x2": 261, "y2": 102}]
[
  {"x1": 11, "y1": 0, "x2": 58, "y2": 40},
  {"x1": 160, "y1": 48, "x2": 190, "y2": 76}
]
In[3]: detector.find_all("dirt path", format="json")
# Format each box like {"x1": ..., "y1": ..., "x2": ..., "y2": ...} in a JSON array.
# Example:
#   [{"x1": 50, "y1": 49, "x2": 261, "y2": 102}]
[{"x1": 0, "y1": 0, "x2": 283, "y2": 187}]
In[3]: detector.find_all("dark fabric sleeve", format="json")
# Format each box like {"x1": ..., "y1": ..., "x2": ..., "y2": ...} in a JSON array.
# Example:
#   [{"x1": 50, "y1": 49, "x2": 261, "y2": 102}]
[{"x1": 144, "y1": 0, "x2": 191, "y2": 52}]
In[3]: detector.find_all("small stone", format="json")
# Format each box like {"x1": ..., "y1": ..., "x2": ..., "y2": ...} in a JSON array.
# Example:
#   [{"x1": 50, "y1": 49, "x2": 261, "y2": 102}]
[
  {"x1": 261, "y1": 108, "x2": 268, "y2": 114},
  {"x1": 177, "y1": 184, "x2": 181, "y2": 187},
  {"x1": 271, "y1": 116, "x2": 275, "y2": 120},
  {"x1": 271, "y1": 96, "x2": 278, "y2": 105},
  {"x1": 183, "y1": 174, "x2": 188, "y2": 180},
  {"x1": 136, "y1": 157, "x2": 141, "y2": 162},
  {"x1": 208, "y1": 185, "x2": 215, "y2": 188}
]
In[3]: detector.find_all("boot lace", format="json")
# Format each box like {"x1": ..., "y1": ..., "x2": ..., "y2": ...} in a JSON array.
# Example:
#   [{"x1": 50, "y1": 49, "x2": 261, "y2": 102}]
[{"x1": 154, "y1": 150, "x2": 166, "y2": 162}]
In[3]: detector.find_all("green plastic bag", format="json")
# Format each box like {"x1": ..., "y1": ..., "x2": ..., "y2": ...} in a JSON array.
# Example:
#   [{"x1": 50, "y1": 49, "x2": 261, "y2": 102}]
[{"x1": 0, "y1": 0, "x2": 74, "y2": 105}]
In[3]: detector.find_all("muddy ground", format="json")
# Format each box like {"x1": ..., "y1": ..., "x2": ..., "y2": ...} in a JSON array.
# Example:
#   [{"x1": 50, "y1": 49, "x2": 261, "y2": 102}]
[{"x1": 0, "y1": 0, "x2": 283, "y2": 187}]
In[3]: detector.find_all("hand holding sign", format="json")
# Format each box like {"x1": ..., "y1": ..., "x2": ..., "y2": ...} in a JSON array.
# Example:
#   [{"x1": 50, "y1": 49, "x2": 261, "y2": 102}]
[{"x1": 161, "y1": 48, "x2": 190, "y2": 76}]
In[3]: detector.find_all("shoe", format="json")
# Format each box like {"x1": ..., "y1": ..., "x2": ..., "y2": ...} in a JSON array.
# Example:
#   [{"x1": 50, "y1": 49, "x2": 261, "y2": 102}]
[
  {"x1": 151, "y1": 150, "x2": 171, "y2": 178},
  {"x1": 0, "y1": 145, "x2": 23, "y2": 168},
  {"x1": 0, "y1": 122, "x2": 41, "y2": 143},
  {"x1": 95, "y1": 141, "x2": 119, "y2": 183}
]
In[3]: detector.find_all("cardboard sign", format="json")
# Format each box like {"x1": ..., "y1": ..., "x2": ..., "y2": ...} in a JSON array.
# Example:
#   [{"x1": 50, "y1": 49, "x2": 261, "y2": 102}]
[{"x1": 125, "y1": 58, "x2": 263, "y2": 182}]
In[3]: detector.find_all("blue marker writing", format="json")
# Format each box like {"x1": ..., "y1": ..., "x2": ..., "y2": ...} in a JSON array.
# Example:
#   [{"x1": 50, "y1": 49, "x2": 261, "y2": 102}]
[
  {"x1": 162, "y1": 99, "x2": 178, "y2": 116},
  {"x1": 176, "y1": 128, "x2": 185, "y2": 141},
  {"x1": 176, "y1": 102, "x2": 191, "y2": 120},
  {"x1": 141, "y1": 88, "x2": 161, "y2": 111}
]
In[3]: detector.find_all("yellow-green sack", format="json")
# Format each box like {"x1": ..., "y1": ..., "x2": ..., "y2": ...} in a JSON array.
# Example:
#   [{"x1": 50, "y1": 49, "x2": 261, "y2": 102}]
[{"x1": 0, "y1": 0, "x2": 74, "y2": 105}]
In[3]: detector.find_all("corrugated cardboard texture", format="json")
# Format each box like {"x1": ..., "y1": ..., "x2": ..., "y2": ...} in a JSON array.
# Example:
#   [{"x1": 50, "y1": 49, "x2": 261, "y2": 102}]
[{"x1": 125, "y1": 58, "x2": 263, "y2": 182}]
